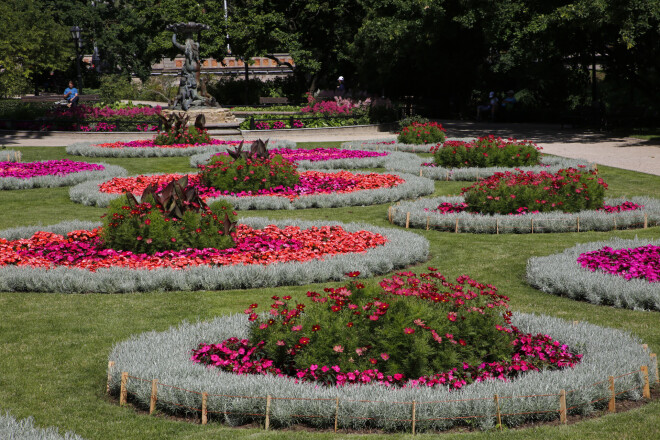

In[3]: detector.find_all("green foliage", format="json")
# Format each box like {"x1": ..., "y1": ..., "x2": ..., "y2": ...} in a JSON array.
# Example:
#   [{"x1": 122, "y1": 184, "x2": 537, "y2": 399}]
[
  {"x1": 397, "y1": 122, "x2": 447, "y2": 145},
  {"x1": 250, "y1": 273, "x2": 513, "y2": 379},
  {"x1": 99, "y1": 75, "x2": 140, "y2": 105},
  {"x1": 154, "y1": 127, "x2": 211, "y2": 146},
  {"x1": 463, "y1": 168, "x2": 608, "y2": 215},
  {"x1": 100, "y1": 179, "x2": 237, "y2": 254},
  {"x1": 397, "y1": 115, "x2": 429, "y2": 131},
  {"x1": 434, "y1": 137, "x2": 542, "y2": 168},
  {"x1": 200, "y1": 153, "x2": 300, "y2": 193},
  {"x1": 0, "y1": 100, "x2": 51, "y2": 119},
  {"x1": 208, "y1": 76, "x2": 304, "y2": 106}
]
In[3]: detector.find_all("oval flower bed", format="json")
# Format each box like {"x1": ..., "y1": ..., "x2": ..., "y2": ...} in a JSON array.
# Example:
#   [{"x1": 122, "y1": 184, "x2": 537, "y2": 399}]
[
  {"x1": 527, "y1": 238, "x2": 660, "y2": 311},
  {"x1": 0, "y1": 218, "x2": 429, "y2": 293},
  {"x1": 189, "y1": 147, "x2": 406, "y2": 170},
  {"x1": 106, "y1": 303, "x2": 655, "y2": 432},
  {"x1": 70, "y1": 170, "x2": 434, "y2": 210},
  {"x1": 66, "y1": 139, "x2": 297, "y2": 158},
  {"x1": 0, "y1": 159, "x2": 127, "y2": 190}
]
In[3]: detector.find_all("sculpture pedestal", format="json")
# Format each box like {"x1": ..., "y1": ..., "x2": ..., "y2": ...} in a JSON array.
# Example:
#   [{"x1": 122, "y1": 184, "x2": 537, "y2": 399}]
[{"x1": 162, "y1": 107, "x2": 237, "y2": 124}]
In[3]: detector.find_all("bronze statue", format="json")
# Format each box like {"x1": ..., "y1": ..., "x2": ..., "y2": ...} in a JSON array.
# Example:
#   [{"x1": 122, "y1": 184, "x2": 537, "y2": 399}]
[{"x1": 166, "y1": 22, "x2": 217, "y2": 110}]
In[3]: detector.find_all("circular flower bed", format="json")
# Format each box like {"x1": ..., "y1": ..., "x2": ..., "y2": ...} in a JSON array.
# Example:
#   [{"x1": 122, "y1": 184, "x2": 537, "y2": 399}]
[
  {"x1": 189, "y1": 147, "x2": 407, "y2": 170},
  {"x1": 70, "y1": 171, "x2": 433, "y2": 210},
  {"x1": 527, "y1": 238, "x2": 660, "y2": 311},
  {"x1": 66, "y1": 139, "x2": 297, "y2": 158},
  {"x1": 107, "y1": 308, "x2": 655, "y2": 431},
  {"x1": 0, "y1": 159, "x2": 127, "y2": 190},
  {"x1": 0, "y1": 218, "x2": 428, "y2": 293}
]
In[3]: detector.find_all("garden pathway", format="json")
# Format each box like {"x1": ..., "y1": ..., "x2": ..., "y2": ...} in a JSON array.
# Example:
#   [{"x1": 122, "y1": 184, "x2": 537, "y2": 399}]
[{"x1": 2, "y1": 121, "x2": 659, "y2": 176}]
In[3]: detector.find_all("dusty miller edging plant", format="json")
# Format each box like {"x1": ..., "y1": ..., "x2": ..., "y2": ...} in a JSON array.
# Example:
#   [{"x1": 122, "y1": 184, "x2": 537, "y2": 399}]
[
  {"x1": 1, "y1": 149, "x2": 21, "y2": 162},
  {"x1": 189, "y1": 150, "x2": 418, "y2": 171},
  {"x1": 341, "y1": 137, "x2": 474, "y2": 153},
  {"x1": 65, "y1": 139, "x2": 296, "y2": 158},
  {"x1": 527, "y1": 237, "x2": 660, "y2": 311},
  {"x1": 69, "y1": 171, "x2": 435, "y2": 210},
  {"x1": 0, "y1": 411, "x2": 85, "y2": 440},
  {"x1": 106, "y1": 312, "x2": 657, "y2": 432},
  {"x1": 390, "y1": 196, "x2": 660, "y2": 234},
  {"x1": 0, "y1": 163, "x2": 127, "y2": 190},
  {"x1": 384, "y1": 154, "x2": 593, "y2": 181},
  {"x1": 0, "y1": 218, "x2": 429, "y2": 294}
]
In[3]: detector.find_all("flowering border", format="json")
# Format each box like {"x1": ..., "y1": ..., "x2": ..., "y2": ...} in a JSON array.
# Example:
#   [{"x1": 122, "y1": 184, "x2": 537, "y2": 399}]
[
  {"x1": 107, "y1": 312, "x2": 656, "y2": 431},
  {"x1": 390, "y1": 196, "x2": 660, "y2": 234},
  {"x1": 189, "y1": 150, "x2": 418, "y2": 171},
  {"x1": 0, "y1": 218, "x2": 429, "y2": 293},
  {"x1": 69, "y1": 171, "x2": 434, "y2": 210},
  {"x1": 0, "y1": 162, "x2": 127, "y2": 190},
  {"x1": 341, "y1": 138, "x2": 473, "y2": 153},
  {"x1": 527, "y1": 238, "x2": 660, "y2": 311},
  {"x1": 65, "y1": 140, "x2": 296, "y2": 158},
  {"x1": 0, "y1": 411, "x2": 85, "y2": 440}
]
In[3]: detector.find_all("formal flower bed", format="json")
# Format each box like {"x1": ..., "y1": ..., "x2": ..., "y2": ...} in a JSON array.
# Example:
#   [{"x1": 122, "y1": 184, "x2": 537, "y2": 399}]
[
  {"x1": 431, "y1": 137, "x2": 541, "y2": 168},
  {"x1": 66, "y1": 139, "x2": 297, "y2": 158},
  {"x1": 0, "y1": 159, "x2": 127, "y2": 190},
  {"x1": 527, "y1": 238, "x2": 660, "y2": 310},
  {"x1": 107, "y1": 309, "x2": 655, "y2": 431},
  {"x1": 191, "y1": 270, "x2": 582, "y2": 390},
  {"x1": 0, "y1": 218, "x2": 429, "y2": 293},
  {"x1": 390, "y1": 195, "x2": 660, "y2": 234},
  {"x1": 397, "y1": 122, "x2": 446, "y2": 144},
  {"x1": 190, "y1": 147, "x2": 392, "y2": 170},
  {"x1": 71, "y1": 171, "x2": 433, "y2": 210}
]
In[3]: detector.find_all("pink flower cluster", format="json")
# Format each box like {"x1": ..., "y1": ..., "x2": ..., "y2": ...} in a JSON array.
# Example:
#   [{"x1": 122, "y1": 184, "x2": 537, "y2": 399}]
[
  {"x1": 47, "y1": 105, "x2": 162, "y2": 120},
  {"x1": 211, "y1": 148, "x2": 388, "y2": 163},
  {"x1": 191, "y1": 329, "x2": 581, "y2": 390},
  {"x1": 94, "y1": 139, "x2": 242, "y2": 149},
  {"x1": 99, "y1": 171, "x2": 404, "y2": 201},
  {"x1": 301, "y1": 93, "x2": 371, "y2": 116},
  {"x1": 0, "y1": 225, "x2": 386, "y2": 271},
  {"x1": 0, "y1": 160, "x2": 104, "y2": 179},
  {"x1": 577, "y1": 244, "x2": 660, "y2": 282}
]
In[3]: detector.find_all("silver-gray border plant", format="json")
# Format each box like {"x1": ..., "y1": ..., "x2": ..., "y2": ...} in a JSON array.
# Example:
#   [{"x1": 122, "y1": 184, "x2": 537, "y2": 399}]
[
  {"x1": 341, "y1": 137, "x2": 474, "y2": 153},
  {"x1": 527, "y1": 237, "x2": 660, "y2": 311},
  {"x1": 1, "y1": 148, "x2": 21, "y2": 162},
  {"x1": 106, "y1": 312, "x2": 657, "y2": 432},
  {"x1": 66, "y1": 139, "x2": 296, "y2": 158},
  {"x1": 390, "y1": 196, "x2": 660, "y2": 234},
  {"x1": 0, "y1": 162, "x2": 127, "y2": 190},
  {"x1": 69, "y1": 171, "x2": 434, "y2": 210},
  {"x1": 0, "y1": 411, "x2": 85, "y2": 440},
  {"x1": 0, "y1": 218, "x2": 429, "y2": 293}
]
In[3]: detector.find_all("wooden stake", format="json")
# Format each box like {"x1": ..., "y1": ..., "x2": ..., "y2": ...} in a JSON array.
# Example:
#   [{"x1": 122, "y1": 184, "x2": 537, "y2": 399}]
[
  {"x1": 531, "y1": 218, "x2": 534, "y2": 234},
  {"x1": 119, "y1": 372, "x2": 128, "y2": 406},
  {"x1": 419, "y1": 168, "x2": 423, "y2": 177},
  {"x1": 608, "y1": 376, "x2": 616, "y2": 413},
  {"x1": 642, "y1": 366, "x2": 651, "y2": 399},
  {"x1": 446, "y1": 171, "x2": 450, "y2": 181},
  {"x1": 388, "y1": 206, "x2": 392, "y2": 223},
  {"x1": 559, "y1": 389, "x2": 567, "y2": 424},
  {"x1": 426, "y1": 216, "x2": 430, "y2": 230},
  {"x1": 106, "y1": 361, "x2": 115, "y2": 394},
  {"x1": 573, "y1": 320, "x2": 579, "y2": 326},
  {"x1": 577, "y1": 216, "x2": 580, "y2": 232},
  {"x1": 496, "y1": 219, "x2": 499, "y2": 235},
  {"x1": 264, "y1": 395, "x2": 272, "y2": 430},
  {"x1": 411, "y1": 401, "x2": 416, "y2": 435},
  {"x1": 651, "y1": 353, "x2": 659, "y2": 384},
  {"x1": 455, "y1": 217, "x2": 459, "y2": 234},
  {"x1": 405, "y1": 212, "x2": 410, "y2": 229},
  {"x1": 494, "y1": 394, "x2": 502, "y2": 430},
  {"x1": 150, "y1": 379, "x2": 158, "y2": 415},
  {"x1": 644, "y1": 213, "x2": 648, "y2": 229},
  {"x1": 643, "y1": 344, "x2": 648, "y2": 352},
  {"x1": 334, "y1": 397, "x2": 339, "y2": 433},
  {"x1": 201, "y1": 392, "x2": 208, "y2": 425}
]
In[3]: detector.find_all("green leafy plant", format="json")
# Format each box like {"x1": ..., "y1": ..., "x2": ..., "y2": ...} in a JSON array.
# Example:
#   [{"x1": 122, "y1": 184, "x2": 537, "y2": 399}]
[
  {"x1": 397, "y1": 121, "x2": 446, "y2": 144},
  {"x1": 434, "y1": 136, "x2": 542, "y2": 168},
  {"x1": 101, "y1": 177, "x2": 237, "y2": 254},
  {"x1": 154, "y1": 112, "x2": 211, "y2": 145}
]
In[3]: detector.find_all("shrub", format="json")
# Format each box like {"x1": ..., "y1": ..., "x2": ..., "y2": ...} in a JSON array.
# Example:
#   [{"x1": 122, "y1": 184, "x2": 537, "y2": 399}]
[
  {"x1": 397, "y1": 122, "x2": 446, "y2": 144},
  {"x1": 200, "y1": 153, "x2": 300, "y2": 193},
  {"x1": 100, "y1": 177, "x2": 236, "y2": 254},
  {"x1": 433, "y1": 136, "x2": 542, "y2": 168},
  {"x1": 397, "y1": 115, "x2": 429, "y2": 132},
  {"x1": 153, "y1": 126, "x2": 212, "y2": 145},
  {"x1": 462, "y1": 168, "x2": 607, "y2": 215}
]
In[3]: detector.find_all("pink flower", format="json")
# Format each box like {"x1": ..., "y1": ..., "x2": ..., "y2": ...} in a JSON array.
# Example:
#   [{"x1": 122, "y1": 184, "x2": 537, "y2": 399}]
[
  {"x1": 403, "y1": 328, "x2": 415, "y2": 335},
  {"x1": 333, "y1": 345, "x2": 344, "y2": 353}
]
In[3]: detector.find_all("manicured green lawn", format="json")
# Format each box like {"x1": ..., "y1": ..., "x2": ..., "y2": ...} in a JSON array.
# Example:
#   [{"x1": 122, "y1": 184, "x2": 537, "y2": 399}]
[{"x1": 0, "y1": 144, "x2": 658, "y2": 439}]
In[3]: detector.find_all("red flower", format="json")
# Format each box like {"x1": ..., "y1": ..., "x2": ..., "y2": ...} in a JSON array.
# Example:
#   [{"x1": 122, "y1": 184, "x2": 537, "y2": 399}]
[{"x1": 299, "y1": 337, "x2": 310, "y2": 345}]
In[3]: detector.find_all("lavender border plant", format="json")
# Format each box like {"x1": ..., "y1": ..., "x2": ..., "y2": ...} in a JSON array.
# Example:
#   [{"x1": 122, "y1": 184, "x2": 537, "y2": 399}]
[
  {"x1": 390, "y1": 196, "x2": 660, "y2": 234},
  {"x1": 0, "y1": 163, "x2": 127, "y2": 190},
  {"x1": 106, "y1": 312, "x2": 657, "y2": 432},
  {"x1": 527, "y1": 238, "x2": 660, "y2": 311},
  {"x1": 66, "y1": 140, "x2": 296, "y2": 158},
  {"x1": 69, "y1": 171, "x2": 434, "y2": 210},
  {"x1": 0, "y1": 218, "x2": 429, "y2": 293}
]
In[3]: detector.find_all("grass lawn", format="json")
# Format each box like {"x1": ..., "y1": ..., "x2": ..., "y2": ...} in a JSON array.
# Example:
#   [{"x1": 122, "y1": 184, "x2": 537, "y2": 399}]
[{"x1": 0, "y1": 144, "x2": 658, "y2": 440}]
